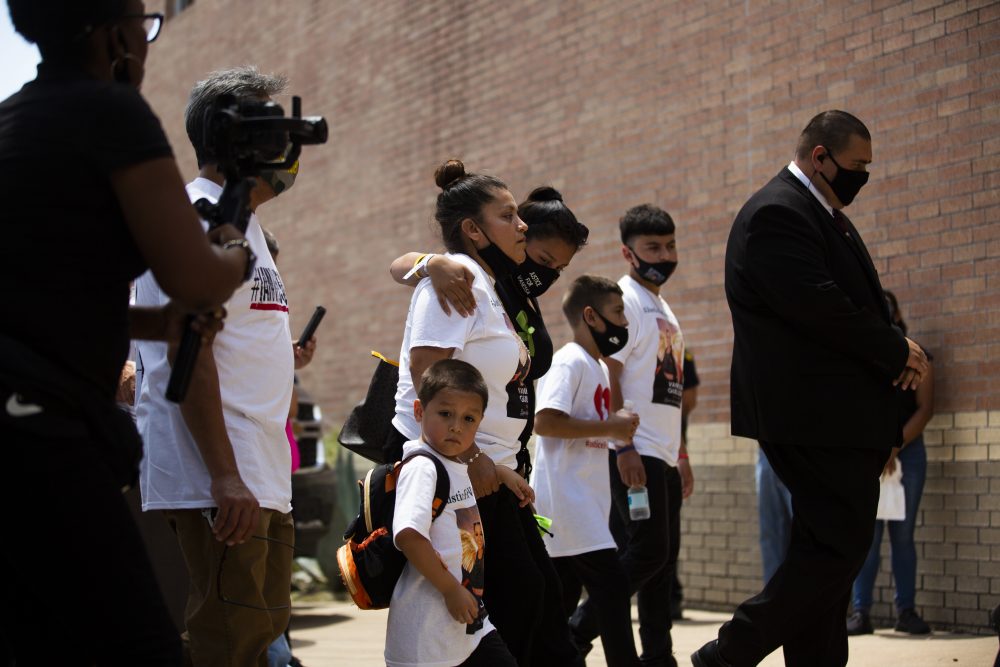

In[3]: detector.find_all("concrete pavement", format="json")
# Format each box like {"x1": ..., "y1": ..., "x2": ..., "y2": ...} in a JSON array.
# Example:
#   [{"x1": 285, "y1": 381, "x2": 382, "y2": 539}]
[{"x1": 288, "y1": 601, "x2": 998, "y2": 666}]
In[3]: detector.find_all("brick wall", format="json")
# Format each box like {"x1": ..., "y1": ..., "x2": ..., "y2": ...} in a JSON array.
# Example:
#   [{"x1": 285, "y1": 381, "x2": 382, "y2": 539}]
[
  {"x1": 142, "y1": 0, "x2": 998, "y2": 632},
  {"x1": 684, "y1": 412, "x2": 1000, "y2": 634}
]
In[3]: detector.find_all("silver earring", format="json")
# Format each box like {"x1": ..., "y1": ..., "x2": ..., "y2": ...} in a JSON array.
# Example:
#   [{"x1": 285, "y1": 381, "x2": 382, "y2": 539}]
[{"x1": 110, "y1": 52, "x2": 142, "y2": 81}]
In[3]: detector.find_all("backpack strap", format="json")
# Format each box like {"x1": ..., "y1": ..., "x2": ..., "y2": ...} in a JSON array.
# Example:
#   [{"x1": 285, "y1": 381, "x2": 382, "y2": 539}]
[{"x1": 400, "y1": 451, "x2": 451, "y2": 521}]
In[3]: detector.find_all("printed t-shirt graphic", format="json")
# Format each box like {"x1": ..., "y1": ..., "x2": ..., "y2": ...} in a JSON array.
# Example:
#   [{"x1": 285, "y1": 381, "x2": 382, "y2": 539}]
[
  {"x1": 249, "y1": 266, "x2": 288, "y2": 312},
  {"x1": 652, "y1": 316, "x2": 684, "y2": 407},
  {"x1": 456, "y1": 506, "x2": 487, "y2": 633},
  {"x1": 593, "y1": 383, "x2": 611, "y2": 422},
  {"x1": 503, "y1": 312, "x2": 532, "y2": 419}
]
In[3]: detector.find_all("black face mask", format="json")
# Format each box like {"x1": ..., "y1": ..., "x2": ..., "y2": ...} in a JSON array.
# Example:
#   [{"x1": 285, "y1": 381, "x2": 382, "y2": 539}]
[
  {"x1": 819, "y1": 146, "x2": 869, "y2": 206},
  {"x1": 512, "y1": 255, "x2": 561, "y2": 298},
  {"x1": 628, "y1": 247, "x2": 677, "y2": 286},
  {"x1": 477, "y1": 230, "x2": 521, "y2": 281},
  {"x1": 587, "y1": 308, "x2": 629, "y2": 357}
]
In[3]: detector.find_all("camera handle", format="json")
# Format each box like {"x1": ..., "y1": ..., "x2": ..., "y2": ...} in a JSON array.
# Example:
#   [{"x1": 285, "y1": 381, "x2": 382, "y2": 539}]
[{"x1": 165, "y1": 177, "x2": 256, "y2": 403}]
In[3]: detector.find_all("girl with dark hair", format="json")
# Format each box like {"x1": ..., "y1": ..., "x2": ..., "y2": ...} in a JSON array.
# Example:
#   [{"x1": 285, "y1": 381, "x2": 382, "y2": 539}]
[
  {"x1": 387, "y1": 161, "x2": 583, "y2": 666},
  {"x1": 1, "y1": 1, "x2": 252, "y2": 664}
]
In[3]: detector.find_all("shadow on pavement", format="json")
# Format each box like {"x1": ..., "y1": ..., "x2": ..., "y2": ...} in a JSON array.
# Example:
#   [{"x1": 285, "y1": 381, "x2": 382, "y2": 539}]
[{"x1": 291, "y1": 613, "x2": 353, "y2": 631}]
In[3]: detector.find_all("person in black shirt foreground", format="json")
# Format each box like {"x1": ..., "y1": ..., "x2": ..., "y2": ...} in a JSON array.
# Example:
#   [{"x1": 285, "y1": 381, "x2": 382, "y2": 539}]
[{"x1": 0, "y1": 1, "x2": 252, "y2": 664}]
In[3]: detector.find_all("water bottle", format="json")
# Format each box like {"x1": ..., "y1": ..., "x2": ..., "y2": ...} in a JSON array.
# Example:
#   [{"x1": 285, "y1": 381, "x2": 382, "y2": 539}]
[
  {"x1": 615, "y1": 400, "x2": 649, "y2": 520},
  {"x1": 628, "y1": 485, "x2": 651, "y2": 520}
]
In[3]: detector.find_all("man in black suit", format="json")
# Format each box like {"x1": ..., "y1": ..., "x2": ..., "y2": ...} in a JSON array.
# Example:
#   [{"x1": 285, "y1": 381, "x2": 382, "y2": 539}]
[{"x1": 692, "y1": 110, "x2": 929, "y2": 667}]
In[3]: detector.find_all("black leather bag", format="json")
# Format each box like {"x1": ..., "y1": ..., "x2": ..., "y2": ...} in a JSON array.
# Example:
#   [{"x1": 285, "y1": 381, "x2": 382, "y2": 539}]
[{"x1": 337, "y1": 351, "x2": 399, "y2": 464}]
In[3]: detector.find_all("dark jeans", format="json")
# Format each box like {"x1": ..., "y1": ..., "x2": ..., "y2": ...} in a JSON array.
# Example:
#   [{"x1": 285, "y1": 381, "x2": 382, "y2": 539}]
[
  {"x1": 0, "y1": 427, "x2": 181, "y2": 666},
  {"x1": 553, "y1": 550, "x2": 640, "y2": 667},
  {"x1": 716, "y1": 441, "x2": 889, "y2": 667},
  {"x1": 460, "y1": 630, "x2": 518, "y2": 666},
  {"x1": 479, "y1": 486, "x2": 582, "y2": 667},
  {"x1": 853, "y1": 436, "x2": 928, "y2": 612},
  {"x1": 573, "y1": 455, "x2": 680, "y2": 667}
]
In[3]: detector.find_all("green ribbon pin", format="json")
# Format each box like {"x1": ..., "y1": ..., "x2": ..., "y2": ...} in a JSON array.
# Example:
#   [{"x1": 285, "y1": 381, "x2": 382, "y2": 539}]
[{"x1": 515, "y1": 310, "x2": 536, "y2": 357}]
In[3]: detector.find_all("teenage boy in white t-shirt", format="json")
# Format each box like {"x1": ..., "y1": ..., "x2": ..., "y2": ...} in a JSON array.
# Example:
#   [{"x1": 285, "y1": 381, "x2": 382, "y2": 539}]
[
  {"x1": 388, "y1": 358, "x2": 526, "y2": 667},
  {"x1": 569, "y1": 204, "x2": 691, "y2": 667},
  {"x1": 531, "y1": 275, "x2": 642, "y2": 667}
]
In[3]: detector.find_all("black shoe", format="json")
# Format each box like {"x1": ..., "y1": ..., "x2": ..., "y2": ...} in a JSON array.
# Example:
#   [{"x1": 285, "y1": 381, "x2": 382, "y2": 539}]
[
  {"x1": 895, "y1": 608, "x2": 931, "y2": 635},
  {"x1": 691, "y1": 640, "x2": 732, "y2": 667},
  {"x1": 846, "y1": 610, "x2": 874, "y2": 635}
]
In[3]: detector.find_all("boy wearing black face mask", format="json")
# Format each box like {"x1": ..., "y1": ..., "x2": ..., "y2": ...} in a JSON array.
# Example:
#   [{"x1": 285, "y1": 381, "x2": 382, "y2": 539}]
[
  {"x1": 531, "y1": 274, "x2": 641, "y2": 667},
  {"x1": 569, "y1": 204, "x2": 689, "y2": 667}
]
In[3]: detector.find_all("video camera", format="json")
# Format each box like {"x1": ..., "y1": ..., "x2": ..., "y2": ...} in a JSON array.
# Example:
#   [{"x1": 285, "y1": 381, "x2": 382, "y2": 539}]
[{"x1": 166, "y1": 95, "x2": 328, "y2": 403}]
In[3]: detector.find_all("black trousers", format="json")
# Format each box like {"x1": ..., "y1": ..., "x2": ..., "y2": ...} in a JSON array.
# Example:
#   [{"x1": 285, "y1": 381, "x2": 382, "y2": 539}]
[
  {"x1": 460, "y1": 630, "x2": 518, "y2": 666},
  {"x1": 1, "y1": 427, "x2": 181, "y2": 666},
  {"x1": 573, "y1": 455, "x2": 681, "y2": 667},
  {"x1": 553, "y1": 550, "x2": 640, "y2": 667},
  {"x1": 716, "y1": 441, "x2": 890, "y2": 667},
  {"x1": 479, "y1": 486, "x2": 582, "y2": 667}
]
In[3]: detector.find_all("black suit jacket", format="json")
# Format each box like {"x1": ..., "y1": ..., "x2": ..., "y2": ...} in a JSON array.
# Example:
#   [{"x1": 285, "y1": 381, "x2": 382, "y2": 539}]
[{"x1": 725, "y1": 167, "x2": 909, "y2": 449}]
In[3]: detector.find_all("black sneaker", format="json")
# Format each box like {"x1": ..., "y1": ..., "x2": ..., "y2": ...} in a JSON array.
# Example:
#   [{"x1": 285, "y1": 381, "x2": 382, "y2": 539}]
[
  {"x1": 895, "y1": 608, "x2": 931, "y2": 635},
  {"x1": 691, "y1": 640, "x2": 732, "y2": 667},
  {"x1": 846, "y1": 610, "x2": 874, "y2": 635}
]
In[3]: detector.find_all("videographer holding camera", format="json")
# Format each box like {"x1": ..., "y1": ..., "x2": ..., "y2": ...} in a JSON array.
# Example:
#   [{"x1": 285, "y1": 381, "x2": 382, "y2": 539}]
[
  {"x1": 0, "y1": 1, "x2": 254, "y2": 665},
  {"x1": 134, "y1": 66, "x2": 318, "y2": 667}
]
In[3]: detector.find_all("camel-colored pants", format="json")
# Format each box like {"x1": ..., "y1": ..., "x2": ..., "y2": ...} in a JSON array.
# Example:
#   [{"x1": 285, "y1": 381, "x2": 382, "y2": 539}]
[{"x1": 164, "y1": 508, "x2": 294, "y2": 667}]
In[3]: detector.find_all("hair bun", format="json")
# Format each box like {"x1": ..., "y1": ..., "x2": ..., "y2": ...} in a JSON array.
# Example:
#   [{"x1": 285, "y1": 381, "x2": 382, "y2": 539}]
[
  {"x1": 434, "y1": 159, "x2": 467, "y2": 190},
  {"x1": 527, "y1": 186, "x2": 563, "y2": 203}
]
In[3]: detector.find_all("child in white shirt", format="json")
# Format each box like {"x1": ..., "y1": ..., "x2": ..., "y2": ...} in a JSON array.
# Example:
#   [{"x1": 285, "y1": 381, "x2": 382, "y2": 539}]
[
  {"x1": 387, "y1": 359, "x2": 528, "y2": 667},
  {"x1": 532, "y1": 275, "x2": 641, "y2": 667},
  {"x1": 568, "y1": 204, "x2": 689, "y2": 665}
]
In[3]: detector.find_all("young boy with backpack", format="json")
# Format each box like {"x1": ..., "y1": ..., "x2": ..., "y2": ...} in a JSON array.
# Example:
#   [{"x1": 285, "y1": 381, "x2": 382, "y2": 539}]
[
  {"x1": 531, "y1": 275, "x2": 642, "y2": 667},
  {"x1": 386, "y1": 359, "x2": 526, "y2": 667}
]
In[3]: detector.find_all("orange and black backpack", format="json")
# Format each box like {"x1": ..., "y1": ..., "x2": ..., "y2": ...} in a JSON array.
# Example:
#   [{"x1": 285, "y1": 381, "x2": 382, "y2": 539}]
[{"x1": 337, "y1": 451, "x2": 450, "y2": 609}]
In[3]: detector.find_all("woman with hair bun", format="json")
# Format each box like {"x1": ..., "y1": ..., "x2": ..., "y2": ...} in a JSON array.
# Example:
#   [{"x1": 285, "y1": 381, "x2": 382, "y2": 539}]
[
  {"x1": 387, "y1": 161, "x2": 583, "y2": 666},
  {"x1": 392, "y1": 184, "x2": 589, "y2": 470}
]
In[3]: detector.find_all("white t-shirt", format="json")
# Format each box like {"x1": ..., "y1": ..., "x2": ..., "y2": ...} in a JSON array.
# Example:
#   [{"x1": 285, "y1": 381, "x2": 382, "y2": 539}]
[
  {"x1": 386, "y1": 439, "x2": 494, "y2": 667},
  {"x1": 391, "y1": 253, "x2": 530, "y2": 469},
  {"x1": 134, "y1": 178, "x2": 295, "y2": 513},
  {"x1": 610, "y1": 275, "x2": 685, "y2": 466},
  {"x1": 531, "y1": 343, "x2": 618, "y2": 558}
]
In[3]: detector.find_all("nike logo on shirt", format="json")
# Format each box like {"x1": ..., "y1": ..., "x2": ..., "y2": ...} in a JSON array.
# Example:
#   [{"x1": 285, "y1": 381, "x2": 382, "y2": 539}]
[{"x1": 5, "y1": 393, "x2": 43, "y2": 417}]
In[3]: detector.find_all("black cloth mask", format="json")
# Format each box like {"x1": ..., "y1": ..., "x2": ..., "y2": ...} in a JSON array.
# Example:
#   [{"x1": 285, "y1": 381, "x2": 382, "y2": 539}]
[
  {"x1": 819, "y1": 146, "x2": 869, "y2": 206},
  {"x1": 587, "y1": 309, "x2": 629, "y2": 357},
  {"x1": 476, "y1": 228, "x2": 521, "y2": 281},
  {"x1": 628, "y1": 247, "x2": 677, "y2": 286},
  {"x1": 513, "y1": 255, "x2": 560, "y2": 298}
]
